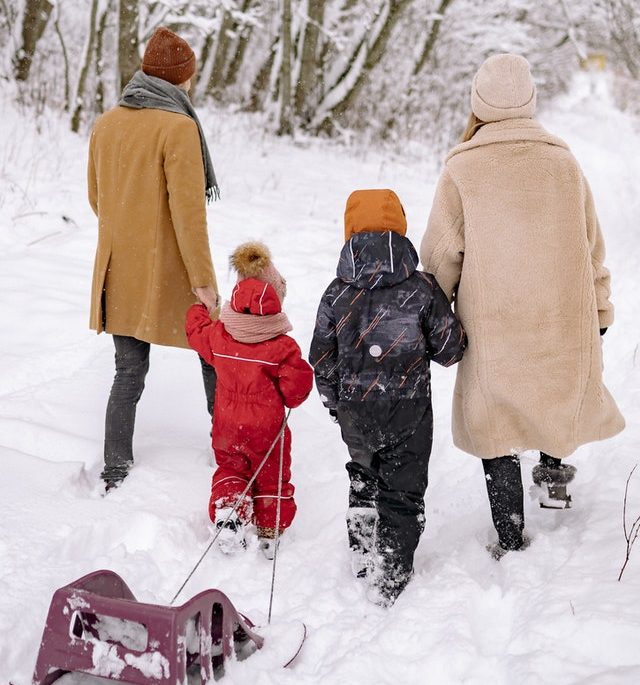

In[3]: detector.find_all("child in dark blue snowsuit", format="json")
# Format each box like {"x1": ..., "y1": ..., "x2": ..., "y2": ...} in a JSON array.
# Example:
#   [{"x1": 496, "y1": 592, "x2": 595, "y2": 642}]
[{"x1": 309, "y1": 189, "x2": 466, "y2": 606}]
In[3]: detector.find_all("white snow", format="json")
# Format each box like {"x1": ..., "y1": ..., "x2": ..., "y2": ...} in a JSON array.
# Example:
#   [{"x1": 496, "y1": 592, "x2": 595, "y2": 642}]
[
  {"x1": 123, "y1": 651, "x2": 170, "y2": 680},
  {"x1": 1, "y1": 71, "x2": 640, "y2": 684},
  {"x1": 88, "y1": 641, "x2": 125, "y2": 678},
  {"x1": 94, "y1": 615, "x2": 149, "y2": 652}
]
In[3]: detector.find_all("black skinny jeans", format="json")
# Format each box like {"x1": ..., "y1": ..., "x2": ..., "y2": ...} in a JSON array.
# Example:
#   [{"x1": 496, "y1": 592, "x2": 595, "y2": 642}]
[{"x1": 101, "y1": 335, "x2": 216, "y2": 482}]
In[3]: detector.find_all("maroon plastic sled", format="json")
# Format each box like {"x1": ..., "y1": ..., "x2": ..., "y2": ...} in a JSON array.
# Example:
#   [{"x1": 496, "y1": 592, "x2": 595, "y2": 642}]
[{"x1": 32, "y1": 570, "x2": 264, "y2": 684}]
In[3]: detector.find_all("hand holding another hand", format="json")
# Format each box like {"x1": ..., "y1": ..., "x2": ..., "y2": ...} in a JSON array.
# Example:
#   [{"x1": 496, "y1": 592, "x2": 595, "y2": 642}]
[{"x1": 194, "y1": 285, "x2": 220, "y2": 312}]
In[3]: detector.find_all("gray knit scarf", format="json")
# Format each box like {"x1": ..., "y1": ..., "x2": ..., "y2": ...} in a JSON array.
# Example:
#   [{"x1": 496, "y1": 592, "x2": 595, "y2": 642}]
[{"x1": 119, "y1": 70, "x2": 220, "y2": 202}]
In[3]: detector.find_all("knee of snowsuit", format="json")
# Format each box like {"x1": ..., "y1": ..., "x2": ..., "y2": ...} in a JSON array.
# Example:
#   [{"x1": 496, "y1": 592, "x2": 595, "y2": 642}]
[
  {"x1": 209, "y1": 427, "x2": 296, "y2": 531},
  {"x1": 338, "y1": 399, "x2": 433, "y2": 585}
]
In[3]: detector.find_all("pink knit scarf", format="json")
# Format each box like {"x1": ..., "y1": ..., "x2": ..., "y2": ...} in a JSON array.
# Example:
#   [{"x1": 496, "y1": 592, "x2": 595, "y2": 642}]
[{"x1": 219, "y1": 301, "x2": 293, "y2": 343}]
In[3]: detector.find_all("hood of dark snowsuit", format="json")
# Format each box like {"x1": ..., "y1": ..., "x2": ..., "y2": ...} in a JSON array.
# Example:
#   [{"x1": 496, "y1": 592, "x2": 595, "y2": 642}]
[
  {"x1": 336, "y1": 231, "x2": 419, "y2": 289},
  {"x1": 343, "y1": 188, "x2": 408, "y2": 240}
]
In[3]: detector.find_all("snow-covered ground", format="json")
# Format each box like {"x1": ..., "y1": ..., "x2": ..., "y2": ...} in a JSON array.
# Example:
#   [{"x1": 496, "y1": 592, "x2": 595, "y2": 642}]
[{"x1": 1, "y1": 73, "x2": 639, "y2": 684}]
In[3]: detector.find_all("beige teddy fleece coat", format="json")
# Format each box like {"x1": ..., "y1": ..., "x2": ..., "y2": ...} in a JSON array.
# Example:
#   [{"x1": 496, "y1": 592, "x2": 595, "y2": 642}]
[{"x1": 421, "y1": 118, "x2": 625, "y2": 458}]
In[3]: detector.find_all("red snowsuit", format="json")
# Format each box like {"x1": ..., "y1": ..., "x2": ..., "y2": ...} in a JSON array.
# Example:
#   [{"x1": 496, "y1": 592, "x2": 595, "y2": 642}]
[{"x1": 185, "y1": 279, "x2": 313, "y2": 533}]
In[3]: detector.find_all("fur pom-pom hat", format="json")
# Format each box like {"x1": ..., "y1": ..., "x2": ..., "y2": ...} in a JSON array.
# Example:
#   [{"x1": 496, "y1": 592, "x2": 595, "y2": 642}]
[{"x1": 230, "y1": 242, "x2": 287, "y2": 303}]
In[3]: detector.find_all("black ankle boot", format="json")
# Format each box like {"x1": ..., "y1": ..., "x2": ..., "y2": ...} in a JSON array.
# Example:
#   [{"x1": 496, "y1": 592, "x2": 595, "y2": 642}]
[{"x1": 532, "y1": 462, "x2": 576, "y2": 509}]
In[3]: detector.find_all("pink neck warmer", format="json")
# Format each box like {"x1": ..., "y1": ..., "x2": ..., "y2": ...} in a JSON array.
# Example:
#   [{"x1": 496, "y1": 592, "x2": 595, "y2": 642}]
[{"x1": 219, "y1": 301, "x2": 292, "y2": 344}]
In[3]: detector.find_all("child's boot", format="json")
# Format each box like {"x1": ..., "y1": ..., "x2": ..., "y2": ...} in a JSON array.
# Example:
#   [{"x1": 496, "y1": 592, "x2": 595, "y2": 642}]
[
  {"x1": 346, "y1": 507, "x2": 377, "y2": 578},
  {"x1": 214, "y1": 508, "x2": 246, "y2": 554},
  {"x1": 532, "y1": 456, "x2": 576, "y2": 509},
  {"x1": 257, "y1": 527, "x2": 280, "y2": 560}
]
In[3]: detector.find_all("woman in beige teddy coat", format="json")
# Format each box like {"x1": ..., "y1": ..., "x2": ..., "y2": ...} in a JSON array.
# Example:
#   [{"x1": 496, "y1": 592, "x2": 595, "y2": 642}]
[{"x1": 420, "y1": 53, "x2": 625, "y2": 557}]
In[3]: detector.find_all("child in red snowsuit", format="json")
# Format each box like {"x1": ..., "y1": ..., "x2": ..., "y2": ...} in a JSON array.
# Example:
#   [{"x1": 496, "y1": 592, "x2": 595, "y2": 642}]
[{"x1": 186, "y1": 242, "x2": 313, "y2": 557}]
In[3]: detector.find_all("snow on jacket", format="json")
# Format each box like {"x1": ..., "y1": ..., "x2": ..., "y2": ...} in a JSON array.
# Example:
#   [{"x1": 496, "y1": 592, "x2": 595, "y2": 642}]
[
  {"x1": 88, "y1": 106, "x2": 217, "y2": 348},
  {"x1": 185, "y1": 280, "x2": 313, "y2": 455},
  {"x1": 309, "y1": 231, "x2": 466, "y2": 408},
  {"x1": 420, "y1": 117, "x2": 625, "y2": 458}
]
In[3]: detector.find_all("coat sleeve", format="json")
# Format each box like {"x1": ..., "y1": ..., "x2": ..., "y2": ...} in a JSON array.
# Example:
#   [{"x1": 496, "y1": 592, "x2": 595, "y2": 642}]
[
  {"x1": 308, "y1": 288, "x2": 339, "y2": 409},
  {"x1": 164, "y1": 118, "x2": 219, "y2": 292},
  {"x1": 584, "y1": 177, "x2": 614, "y2": 328},
  {"x1": 277, "y1": 339, "x2": 314, "y2": 408},
  {"x1": 87, "y1": 129, "x2": 98, "y2": 216},
  {"x1": 420, "y1": 274, "x2": 467, "y2": 367},
  {"x1": 420, "y1": 168, "x2": 465, "y2": 301},
  {"x1": 185, "y1": 303, "x2": 215, "y2": 366}
]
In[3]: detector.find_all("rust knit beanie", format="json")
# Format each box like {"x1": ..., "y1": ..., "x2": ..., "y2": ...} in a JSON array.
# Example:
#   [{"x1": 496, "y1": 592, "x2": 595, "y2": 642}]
[
  {"x1": 142, "y1": 27, "x2": 196, "y2": 85},
  {"x1": 344, "y1": 189, "x2": 407, "y2": 241}
]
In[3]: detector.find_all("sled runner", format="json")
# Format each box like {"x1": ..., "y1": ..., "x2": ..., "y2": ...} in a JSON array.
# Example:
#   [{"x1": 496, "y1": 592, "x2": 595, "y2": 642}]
[{"x1": 32, "y1": 570, "x2": 303, "y2": 684}]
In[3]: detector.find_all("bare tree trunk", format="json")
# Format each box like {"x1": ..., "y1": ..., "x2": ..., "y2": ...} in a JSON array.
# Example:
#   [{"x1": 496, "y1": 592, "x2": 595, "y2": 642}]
[
  {"x1": 606, "y1": 0, "x2": 640, "y2": 79},
  {"x1": 71, "y1": 0, "x2": 99, "y2": 132},
  {"x1": 381, "y1": 0, "x2": 456, "y2": 138},
  {"x1": 195, "y1": 30, "x2": 215, "y2": 94},
  {"x1": 95, "y1": 0, "x2": 113, "y2": 114},
  {"x1": 12, "y1": 0, "x2": 53, "y2": 81},
  {"x1": 311, "y1": 0, "x2": 410, "y2": 133},
  {"x1": 0, "y1": 0, "x2": 15, "y2": 34},
  {"x1": 206, "y1": 9, "x2": 234, "y2": 98},
  {"x1": 247, "y1": 36, "x2": 278, "y2": 112},
  {"x1": 294, "y1": 0, "x2": 325, "y2": 121},
  {"x1": 278, "y1": 0, "x2": 293, "y2": 135},
  {"x1": 52, "y1": 3, "x2": 70, "y2": 111},
  {"x1": 412, "y1": 0, "x2": 454, "y2": 76},
  {"x1": 118, "y1": 0, "x2": 139, "y2": 92},
  {"x1": 224, "y1": 0, "x2": 256, "y2": 86}
]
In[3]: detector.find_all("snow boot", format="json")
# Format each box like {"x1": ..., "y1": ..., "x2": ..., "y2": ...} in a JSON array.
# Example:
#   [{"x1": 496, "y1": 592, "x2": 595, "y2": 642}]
[
  {"x1": 104, "y1": 479, "x2": 121, "y2": 494},
  {"x1": 257, "y1": 527, "x2": 281, "y2": 560},
  {"x1": 532, "y1": 462, "x2": 576, "y2": 509},
  {"x1": 486, "y1": 532, "x2": 531, "y2": 561},
  {"x1": 365, "y1": 566, "x2": 412, "y2": 608},
  {"x1": 346, "y1": 507, "x2": 377, "y2": 579},
  {"x1": 214, "y1": 509, "x2": 246, "y2": 554}
]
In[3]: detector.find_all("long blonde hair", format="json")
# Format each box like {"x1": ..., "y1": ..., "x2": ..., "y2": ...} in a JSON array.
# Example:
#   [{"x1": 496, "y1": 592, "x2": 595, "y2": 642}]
[{"x1": 461, "y1": 112, "x2": 485, "y2": 142}]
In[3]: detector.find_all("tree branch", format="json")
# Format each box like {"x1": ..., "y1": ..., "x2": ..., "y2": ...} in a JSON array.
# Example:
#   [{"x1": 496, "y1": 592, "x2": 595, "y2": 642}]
[{"x1": 618, "y1": 464, "x2": 639, "y2": 581}]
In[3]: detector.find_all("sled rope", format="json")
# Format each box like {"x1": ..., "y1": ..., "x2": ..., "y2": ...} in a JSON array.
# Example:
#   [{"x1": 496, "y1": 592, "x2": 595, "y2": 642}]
[
  {"x1": 267, "y1": 426, "x2": 286, "y2": 624},
  {"x1": 170, "y1": 410, "x2": 292, "y2": 606}
]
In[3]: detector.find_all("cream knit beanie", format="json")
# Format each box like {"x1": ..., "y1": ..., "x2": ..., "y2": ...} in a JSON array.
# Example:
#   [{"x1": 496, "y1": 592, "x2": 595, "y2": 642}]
[{"x1": 471, "y1": 53, "x2": 536, "y2": 122}]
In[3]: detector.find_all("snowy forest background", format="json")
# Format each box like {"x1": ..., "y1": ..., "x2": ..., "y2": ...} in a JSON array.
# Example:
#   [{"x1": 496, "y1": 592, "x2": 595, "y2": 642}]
[
  {"x1": 2, "y1": 0, "x2": 640, "y2": 150},
  {"x1": 2, "y1": 2, "x2": 640, "y2": 685}
]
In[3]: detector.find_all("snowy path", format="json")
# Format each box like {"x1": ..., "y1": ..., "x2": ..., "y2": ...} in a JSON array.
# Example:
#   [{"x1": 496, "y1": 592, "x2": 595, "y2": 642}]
[{"x1": 1, "y1": 76, "x2": 639, "y2": 684}]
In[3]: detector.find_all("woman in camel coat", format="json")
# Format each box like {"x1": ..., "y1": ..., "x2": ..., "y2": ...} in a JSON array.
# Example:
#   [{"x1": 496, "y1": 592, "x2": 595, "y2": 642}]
[{"x1": 420, "y1": 53, "x2": 625, "y2": 556}]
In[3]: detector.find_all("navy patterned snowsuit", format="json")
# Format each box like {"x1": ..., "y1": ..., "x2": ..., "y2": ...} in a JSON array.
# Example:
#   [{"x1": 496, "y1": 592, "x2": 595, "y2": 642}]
[{"x1": 310, "y1": 231, "x2": 466, "y2": 599}]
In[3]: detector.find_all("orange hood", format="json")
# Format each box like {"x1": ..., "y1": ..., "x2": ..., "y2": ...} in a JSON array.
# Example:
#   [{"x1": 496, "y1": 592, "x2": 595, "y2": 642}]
[{"x1": 344, "y1": 189, "x2": 407, "y2": 241}]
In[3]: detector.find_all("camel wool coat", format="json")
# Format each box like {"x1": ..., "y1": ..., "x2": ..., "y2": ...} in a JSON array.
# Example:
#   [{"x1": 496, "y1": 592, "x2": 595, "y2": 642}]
[
  {"x1": 88, "y1": 106, "x2": 217, "y2": 348},
  {"x1": 421, "y1": 118, "x2": 625, "y2": 458}
]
